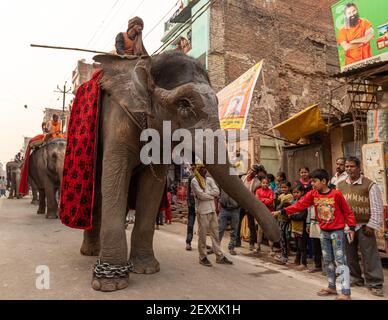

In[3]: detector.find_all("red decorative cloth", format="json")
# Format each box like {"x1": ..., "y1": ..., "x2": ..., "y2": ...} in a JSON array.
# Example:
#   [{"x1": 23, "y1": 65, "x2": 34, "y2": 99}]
[
  {"x1": 59, "y1": 70, "x2": 103, "y2": 230},
  {"x1": 19, "y1": 134, "x2": 45, "y2": 196}
]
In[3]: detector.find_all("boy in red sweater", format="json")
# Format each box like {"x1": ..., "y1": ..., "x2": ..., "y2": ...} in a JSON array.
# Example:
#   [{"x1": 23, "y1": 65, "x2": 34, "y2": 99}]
[{"x1": 274, "y1": 169, "x2": 356, "y2": 300}]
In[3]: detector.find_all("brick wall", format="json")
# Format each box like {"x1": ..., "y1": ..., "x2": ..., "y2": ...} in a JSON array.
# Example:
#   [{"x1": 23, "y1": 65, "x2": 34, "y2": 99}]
[
  {"x1": 209, "y1": 0, "x2": 341, "y2": 131},
  {"x1": 208, "y1": 0, "x2": 342, "y2": 165}
]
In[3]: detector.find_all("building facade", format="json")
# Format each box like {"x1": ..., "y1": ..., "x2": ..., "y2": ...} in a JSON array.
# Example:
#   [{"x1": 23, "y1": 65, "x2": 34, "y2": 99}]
[
  {"x1": 72, "y1": 59, "x2": 99, "y2": 95},
  {"x1": 160, "y1": 0, "x2": 345, "y2": 178}
]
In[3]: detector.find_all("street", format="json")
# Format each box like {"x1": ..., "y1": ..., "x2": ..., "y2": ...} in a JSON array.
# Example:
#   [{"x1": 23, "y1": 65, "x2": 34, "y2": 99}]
[{"x1": 0, "y1": 196, "x2": 387, "y2": 300}]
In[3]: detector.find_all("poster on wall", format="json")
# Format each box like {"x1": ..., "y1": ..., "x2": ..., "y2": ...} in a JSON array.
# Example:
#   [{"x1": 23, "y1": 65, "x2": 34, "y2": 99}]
[
  {"x1": 331, "y1": 0, "x2": 388, "y2": 72},
  {"x1": 217, "y1": 60, "x2": 263, "y2": 130}
]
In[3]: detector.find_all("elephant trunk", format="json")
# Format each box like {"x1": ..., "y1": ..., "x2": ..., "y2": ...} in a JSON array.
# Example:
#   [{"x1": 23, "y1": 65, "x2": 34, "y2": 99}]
[{"x1": 205, "y1": 163, "x2": 280, "y2": 242}]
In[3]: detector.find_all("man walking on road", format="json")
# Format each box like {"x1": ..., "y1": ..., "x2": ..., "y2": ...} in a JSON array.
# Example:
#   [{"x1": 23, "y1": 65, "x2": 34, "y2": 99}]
[
  {"x1": 191, "y1": 165, "x2": 233, "y2": 267},
  {"x1": 337, "y1": 156, "x2": 385, "y2": 297}
]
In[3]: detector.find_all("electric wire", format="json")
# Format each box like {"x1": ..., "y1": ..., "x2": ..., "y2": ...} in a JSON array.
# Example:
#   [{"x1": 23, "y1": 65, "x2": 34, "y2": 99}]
[{"x1": 152, "y1": 0, "x2": 220, "y2": 55}]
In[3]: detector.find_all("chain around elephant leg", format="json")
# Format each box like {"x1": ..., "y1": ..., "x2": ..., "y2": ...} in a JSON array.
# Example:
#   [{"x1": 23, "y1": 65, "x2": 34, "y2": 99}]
[{"x1": 91, "y1": 260, "x2": 132, "y2": 292}]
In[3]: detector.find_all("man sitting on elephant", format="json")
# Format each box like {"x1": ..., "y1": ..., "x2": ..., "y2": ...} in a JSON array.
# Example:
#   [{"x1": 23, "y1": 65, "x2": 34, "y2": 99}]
[
  {"x1": 115, "y1": 16, "x2": 148, "y2": 56},
  {"x1": 46, "y1": 114, "x2": 63, "y2": 139}
]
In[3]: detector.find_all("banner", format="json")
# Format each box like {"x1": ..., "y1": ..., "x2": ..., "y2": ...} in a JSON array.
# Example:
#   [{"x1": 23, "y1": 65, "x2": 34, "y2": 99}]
[
  {"x1": 331, "y1": 0, "x2": 388, "y2": 72},
  {"x1": 217, "y1": 60, "x2": 263, "y2": 130}
]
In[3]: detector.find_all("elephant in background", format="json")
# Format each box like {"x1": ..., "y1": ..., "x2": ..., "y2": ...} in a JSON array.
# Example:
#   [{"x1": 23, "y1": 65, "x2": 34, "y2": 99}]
[
  {"x1": 77, "y1": 51, "x2": 280, "y2": 292},
  {"x1": 29, "y1": 138, "x2": 66, "y2": 219},
  {"x1": 6, "y1": 161, "x2": 21, "y2": 199}
]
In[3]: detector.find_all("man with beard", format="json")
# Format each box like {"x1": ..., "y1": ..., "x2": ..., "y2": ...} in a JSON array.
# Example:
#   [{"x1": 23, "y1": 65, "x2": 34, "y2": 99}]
[
  {"x1": 115, "y1": 16, "x2": 149, "y2": 56},
  {"x1": 337, "y1": 3, "x2": 374, "y2": 65}
]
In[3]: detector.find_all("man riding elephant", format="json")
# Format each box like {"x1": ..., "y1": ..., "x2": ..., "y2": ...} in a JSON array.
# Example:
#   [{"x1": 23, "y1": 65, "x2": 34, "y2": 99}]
[{"x1": 115, "y1": 16, "x2": 148, "y2": 56}]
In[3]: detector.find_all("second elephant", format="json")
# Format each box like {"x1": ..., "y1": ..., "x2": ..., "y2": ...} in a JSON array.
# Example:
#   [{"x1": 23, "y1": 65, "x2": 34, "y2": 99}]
[{"x1": 29, "y1": 138, "x2": 66, "y2": 218}]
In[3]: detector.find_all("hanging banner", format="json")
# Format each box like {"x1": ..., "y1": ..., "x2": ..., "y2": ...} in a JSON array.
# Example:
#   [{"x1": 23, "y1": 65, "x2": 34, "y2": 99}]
[
  {"x1": 217, "y1": 60, "x2": 263, "y2": 130},
  {"x1": 331, "y1": 0, "x2": 388, "y2": 72}
]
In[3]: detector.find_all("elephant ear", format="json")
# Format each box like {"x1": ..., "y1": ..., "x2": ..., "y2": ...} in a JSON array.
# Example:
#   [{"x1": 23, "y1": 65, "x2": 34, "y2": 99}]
[{"x1": 93, "y1": 55, "x2": 153, "y2": 115}]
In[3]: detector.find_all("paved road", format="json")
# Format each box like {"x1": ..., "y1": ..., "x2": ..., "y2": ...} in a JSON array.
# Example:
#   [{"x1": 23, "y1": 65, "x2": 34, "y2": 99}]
[{"x1": 0, "y1": 197, "x2": 387, "y2": 300}]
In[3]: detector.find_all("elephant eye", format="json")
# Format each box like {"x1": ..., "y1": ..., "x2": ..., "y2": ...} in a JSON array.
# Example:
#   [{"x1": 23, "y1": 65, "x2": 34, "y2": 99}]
[{"x1": 179, "y1": 98, "x2": 193, "y2": 109}]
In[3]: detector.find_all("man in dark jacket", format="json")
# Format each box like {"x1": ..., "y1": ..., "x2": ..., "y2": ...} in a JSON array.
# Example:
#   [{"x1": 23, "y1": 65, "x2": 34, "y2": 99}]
[{"x1": 218, "y1": 189, "x2": 240, "y2": 255}]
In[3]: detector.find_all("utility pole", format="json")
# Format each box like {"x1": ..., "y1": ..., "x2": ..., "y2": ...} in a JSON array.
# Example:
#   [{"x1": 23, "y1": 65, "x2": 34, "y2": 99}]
[{"x1": 54, "y1": 81, "x2": 72, "y2": 132}]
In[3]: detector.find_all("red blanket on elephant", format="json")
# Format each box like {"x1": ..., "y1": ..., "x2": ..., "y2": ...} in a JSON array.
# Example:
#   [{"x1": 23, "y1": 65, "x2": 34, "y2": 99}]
[
  {"x1": 19, "y1": 134, "x2": 45, "y2": 196},
  {"x1": 59, "y1": 70, "x2": 103, "y2": 230}
]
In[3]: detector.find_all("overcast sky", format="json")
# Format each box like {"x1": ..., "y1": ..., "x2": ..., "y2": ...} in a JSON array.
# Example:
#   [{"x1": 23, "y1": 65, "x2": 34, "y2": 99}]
[{"x1": 0, "y1": 0, "x2": 178, "y2": 166}]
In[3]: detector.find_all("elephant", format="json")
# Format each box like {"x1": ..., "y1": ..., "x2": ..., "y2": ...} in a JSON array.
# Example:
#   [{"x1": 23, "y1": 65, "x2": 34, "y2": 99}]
[
  {"x1": 78, "y1": 51, "x2": 280, "y2": 292},
  {"x1": 6, "y1": 161, "x2": 21, "y2": 199},
  {"x1": 30, "y1": 180, "x2": 39, "y2": 205},
  {"x1": 29, "y1": 138, "x2": 66, "y2": 219}
]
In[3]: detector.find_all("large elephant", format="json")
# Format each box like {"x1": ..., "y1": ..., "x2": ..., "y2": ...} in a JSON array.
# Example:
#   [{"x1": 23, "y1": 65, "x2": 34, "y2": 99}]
[
  {"x1": 79, "y1": 51, "x2": 280, "y2": 292},
  {"x1": 29, "y1": 139, "x2": 66, "y2": 218},
  {"x1": 6, "y1": 161, "x2": 21, "y2": 199}
]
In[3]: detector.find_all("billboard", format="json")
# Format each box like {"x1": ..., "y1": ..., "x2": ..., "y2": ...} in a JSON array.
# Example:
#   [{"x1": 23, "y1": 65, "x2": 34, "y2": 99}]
[
  {"x1": 331, "y1": 0, "x2": 388, "y2": 72},
  {"x1": 217, "y1": 60, "x2": 263, "y2": 130}
]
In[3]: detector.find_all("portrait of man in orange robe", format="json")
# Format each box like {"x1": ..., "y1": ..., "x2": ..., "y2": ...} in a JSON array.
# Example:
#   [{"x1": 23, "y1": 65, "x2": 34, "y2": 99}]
[{"x1": 337, "y1": 3, "x2": 374, "y2": 66}]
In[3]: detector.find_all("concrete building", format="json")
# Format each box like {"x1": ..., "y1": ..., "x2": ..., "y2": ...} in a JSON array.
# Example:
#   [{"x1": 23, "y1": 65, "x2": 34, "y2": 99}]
[
  {"x1": 72, "y1": 59, "x2": 99, "y2": 95},
  {"x1": 0, "y1": 162, "x2": 5, "y2": 178}
]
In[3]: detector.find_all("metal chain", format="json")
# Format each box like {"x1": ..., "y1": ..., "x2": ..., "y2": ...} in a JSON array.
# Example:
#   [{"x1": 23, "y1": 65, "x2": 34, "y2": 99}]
[{"x1": 93, "y1": 260, "x2": 133, "y2": 279}]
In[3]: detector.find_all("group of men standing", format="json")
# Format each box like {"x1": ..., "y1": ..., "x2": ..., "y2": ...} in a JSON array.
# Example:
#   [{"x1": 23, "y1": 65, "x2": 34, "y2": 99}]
[{"x1": 185, "y1": 157, "x2": 385, "y2": 298}]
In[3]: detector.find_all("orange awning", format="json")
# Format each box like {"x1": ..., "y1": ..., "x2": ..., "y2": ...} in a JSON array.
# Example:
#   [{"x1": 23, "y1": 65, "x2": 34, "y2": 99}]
[{"x1": 271, "y1": 104, "x2": 327, "y2": 144}]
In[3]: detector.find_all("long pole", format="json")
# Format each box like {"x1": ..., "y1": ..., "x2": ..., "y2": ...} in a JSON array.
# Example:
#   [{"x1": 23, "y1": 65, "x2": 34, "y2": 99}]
[
  {"x1": 30, "y1": 44, "x2": 148, "y2": 60},
  {"x1": 30, "y1": 44, "x2": 113, "y2": 55}
]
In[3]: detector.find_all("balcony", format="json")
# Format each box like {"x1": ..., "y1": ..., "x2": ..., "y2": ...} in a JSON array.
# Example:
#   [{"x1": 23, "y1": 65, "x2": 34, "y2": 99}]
[{"x1": 170, "y1": 0, "x2": 200, "y2": 24}]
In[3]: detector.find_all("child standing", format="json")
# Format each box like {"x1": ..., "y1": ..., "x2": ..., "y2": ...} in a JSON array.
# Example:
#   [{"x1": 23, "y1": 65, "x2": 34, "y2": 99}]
[
  {"x1": 288, "y1": 184, "x2": 308, "y2": 271},
  {"x1": 255, "y1": 177, "x2": 275, "y2": 254},
  {"x1": 274, "y1": 182, "x2": 293, "y2": 264},
  {"x1": 275, "y1": 169, "x2": 356, "y2": 300}
]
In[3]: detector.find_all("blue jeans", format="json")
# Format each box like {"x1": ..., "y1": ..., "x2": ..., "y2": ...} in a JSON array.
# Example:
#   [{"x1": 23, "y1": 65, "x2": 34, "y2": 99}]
[
  {"x1": 218, "y1": 207, "x2": 240, "y2": 250},
  {"x1": 320, "y1": 229, "x2": 351, "y2": 296},
  {"x1": 186, "y1": 205, "x2": 196, "y2": 245}
]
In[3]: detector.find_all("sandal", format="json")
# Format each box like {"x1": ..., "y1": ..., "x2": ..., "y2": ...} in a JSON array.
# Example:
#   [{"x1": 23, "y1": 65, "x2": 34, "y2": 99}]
[
  {"x1": 317, "y1": 288, "x2": 338, "y2": 296},
  {"x1": 368, "y1": 287, "x2": 384, "y2": 297}
]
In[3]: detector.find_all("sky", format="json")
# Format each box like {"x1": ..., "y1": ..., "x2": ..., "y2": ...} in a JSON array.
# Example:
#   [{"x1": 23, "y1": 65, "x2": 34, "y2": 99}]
[{"x1": 0, "y1": 0, "x2": 179, "y2": 166}]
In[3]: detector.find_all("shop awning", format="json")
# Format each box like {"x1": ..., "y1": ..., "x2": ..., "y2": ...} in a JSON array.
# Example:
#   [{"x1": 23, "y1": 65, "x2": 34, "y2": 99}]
[{"x1": 271, "y1": 104, "x2": 327, "y2": 144}]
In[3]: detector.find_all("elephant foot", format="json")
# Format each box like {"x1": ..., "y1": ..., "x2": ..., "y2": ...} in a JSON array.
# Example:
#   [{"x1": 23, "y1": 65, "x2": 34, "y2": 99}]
[
  {"x1": 80, "y1": 242, "x2": 100, "y2": 256},
  {"x1": 129, "y1": 254, "x2": 160, "y2": 274},
  {"x1": 91, "y1": 276, "x2": 129, "y2": 292},
  {"x1": 37, "y1": 209, "x2": 45, "y2": 215},
  {"x1": 31, "y1": 200, "x2": 39, "y2": 205},
  {"x1": 8, "y1": 196, "x2": 13, "y2": 200},
  {"x1": 45, "y1": 214, "x2": 58, "y2": 219}
]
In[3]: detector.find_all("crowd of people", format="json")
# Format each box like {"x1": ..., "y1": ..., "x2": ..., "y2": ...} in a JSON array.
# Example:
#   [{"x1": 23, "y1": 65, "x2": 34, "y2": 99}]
[{"x1": 180, "y1": 157, "x2": 385, "y2": 300}]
